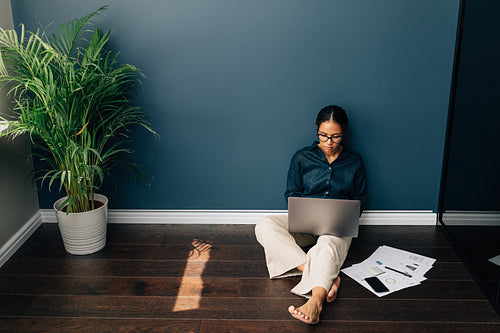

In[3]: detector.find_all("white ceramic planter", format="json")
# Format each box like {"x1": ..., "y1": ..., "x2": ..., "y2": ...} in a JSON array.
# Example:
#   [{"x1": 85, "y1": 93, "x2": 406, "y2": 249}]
[{"x1": 54, "y1": 193, "x2": 108, "y2": 255}]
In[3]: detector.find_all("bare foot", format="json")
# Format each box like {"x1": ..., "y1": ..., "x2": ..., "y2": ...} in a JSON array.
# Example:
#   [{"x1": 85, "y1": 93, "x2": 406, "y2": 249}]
[
  {"x1": 288, "y1": 296, "x2": 323, "y2": 324},
  {"x1": 287, "y1": 278, "x2": 341, "y2": 324},
  {"x1": 326, "y1": 276, "x2": 341, "y2": 303}
]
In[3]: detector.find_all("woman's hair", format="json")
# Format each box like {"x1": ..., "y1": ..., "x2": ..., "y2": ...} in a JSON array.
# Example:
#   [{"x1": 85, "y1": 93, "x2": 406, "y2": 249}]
[{"x1": 315, "y1": 105, "x2": 348, "y2": 132}]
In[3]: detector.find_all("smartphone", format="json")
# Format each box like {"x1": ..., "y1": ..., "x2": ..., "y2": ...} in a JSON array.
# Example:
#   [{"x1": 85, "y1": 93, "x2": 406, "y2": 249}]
[{"x1": 364, "y1": 276, "x2": 389, "y2": 293}]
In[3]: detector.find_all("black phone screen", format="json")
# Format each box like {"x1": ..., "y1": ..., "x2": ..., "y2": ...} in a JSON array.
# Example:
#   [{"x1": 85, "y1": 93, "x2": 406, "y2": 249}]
[{"x1": 364, "y1": 276, "x2": 389, "y2": 293}]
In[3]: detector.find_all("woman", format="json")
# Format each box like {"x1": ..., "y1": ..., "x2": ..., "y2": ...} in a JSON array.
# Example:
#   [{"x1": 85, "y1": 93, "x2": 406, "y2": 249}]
[{"x1": 255, "y1": 105, "x2": 366, "y2": 324}]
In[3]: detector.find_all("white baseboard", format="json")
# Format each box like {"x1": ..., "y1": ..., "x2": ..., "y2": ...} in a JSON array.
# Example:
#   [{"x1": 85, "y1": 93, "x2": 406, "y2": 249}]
[
  {"x1": 360, "y1": 211, "x2": 436, "y2": 225},
  {"x1": 0, "y1": 211, "x2": 42, "y2": 268},
  {"x1": 441, "y1": 211, "x2": 500, "y2": 226},
  {"x1": 40, "y1": 209, "x2": 437, "y2": 225}
]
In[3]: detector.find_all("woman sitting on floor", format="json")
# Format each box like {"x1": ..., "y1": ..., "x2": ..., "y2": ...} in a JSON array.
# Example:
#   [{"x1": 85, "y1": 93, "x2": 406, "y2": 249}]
[{"x1": 255, "y1": 105, "x2": 367, "y2": 324}]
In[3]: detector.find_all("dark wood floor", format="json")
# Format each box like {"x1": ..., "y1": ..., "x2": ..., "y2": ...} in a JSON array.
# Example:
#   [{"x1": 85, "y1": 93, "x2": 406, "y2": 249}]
[{"x1": 1, "y1": 224, "x2": 499, "y2": 332}]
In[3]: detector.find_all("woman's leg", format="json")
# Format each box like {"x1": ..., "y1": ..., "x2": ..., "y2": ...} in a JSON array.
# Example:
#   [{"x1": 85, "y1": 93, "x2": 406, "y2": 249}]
[
  {"x1": 291, "y1": 235, "x2": 352, "y2": 297},
  {"x1": 288, "y1": 235, "x2": 352, "y2": 324},
  {"x1": 255, "y1": 215, "x2": 316, "y2": 278}
]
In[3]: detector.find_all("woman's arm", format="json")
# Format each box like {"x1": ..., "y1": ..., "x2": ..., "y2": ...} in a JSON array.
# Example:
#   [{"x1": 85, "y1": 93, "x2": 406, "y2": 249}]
[
  {"x1": 284, "y1": 153, "x2": 304, "y2": 202},
  {"x1": 352, "y1": 159, "x2": 367, "y2": 213}
]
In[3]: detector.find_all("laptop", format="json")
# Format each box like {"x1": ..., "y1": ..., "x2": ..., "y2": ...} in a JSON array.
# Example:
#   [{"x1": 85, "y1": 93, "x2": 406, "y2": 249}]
[{"x1": 288, "y1": 197, "x2": 361, "y2": 237}]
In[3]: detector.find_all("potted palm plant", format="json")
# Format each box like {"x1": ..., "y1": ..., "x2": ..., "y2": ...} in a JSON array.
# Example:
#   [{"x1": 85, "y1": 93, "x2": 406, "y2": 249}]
[{"x1": 0, "y1": 6, "x2": 157, "y2": 254}]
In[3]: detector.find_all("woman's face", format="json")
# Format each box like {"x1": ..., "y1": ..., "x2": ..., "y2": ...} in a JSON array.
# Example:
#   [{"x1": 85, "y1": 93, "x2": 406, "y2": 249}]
[{"x1": 317, "y1": 120, "x2": 343, "y2": 154}]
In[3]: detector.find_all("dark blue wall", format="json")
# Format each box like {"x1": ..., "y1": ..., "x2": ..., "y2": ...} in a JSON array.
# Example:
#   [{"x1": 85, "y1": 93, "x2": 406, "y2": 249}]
[{"x1": 11, "y1": 0, "x2": 460, "y2": 210}]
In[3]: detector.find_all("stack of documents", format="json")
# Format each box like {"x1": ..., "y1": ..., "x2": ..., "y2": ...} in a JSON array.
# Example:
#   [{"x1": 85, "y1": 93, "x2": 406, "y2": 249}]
[{"x1": 341, "y1": 245, "x2": 436, "y2": 297}]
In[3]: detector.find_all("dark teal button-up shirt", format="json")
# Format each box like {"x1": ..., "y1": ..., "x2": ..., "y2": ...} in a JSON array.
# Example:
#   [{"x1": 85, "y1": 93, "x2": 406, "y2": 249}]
[{"x1": 285, "y1": 142, "x2": 367, "y2": 212}]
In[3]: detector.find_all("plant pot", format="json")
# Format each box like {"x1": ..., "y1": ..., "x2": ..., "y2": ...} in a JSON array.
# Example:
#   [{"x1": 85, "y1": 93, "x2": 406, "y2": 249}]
[{"x1": 54, "y1": 193, "x2": 108, "y2": 255}]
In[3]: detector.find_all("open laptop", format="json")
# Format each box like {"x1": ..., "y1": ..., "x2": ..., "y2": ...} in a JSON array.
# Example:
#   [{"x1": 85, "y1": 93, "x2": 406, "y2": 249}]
[{"x1": 288, "y1": 197, "x2": 361, "y2": 237}]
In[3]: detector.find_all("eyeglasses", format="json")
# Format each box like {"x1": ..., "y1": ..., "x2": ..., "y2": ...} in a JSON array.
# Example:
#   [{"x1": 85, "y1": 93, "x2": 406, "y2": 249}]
[{"x1": 318, "y1": 133, "x2": 343, "y2": 143}]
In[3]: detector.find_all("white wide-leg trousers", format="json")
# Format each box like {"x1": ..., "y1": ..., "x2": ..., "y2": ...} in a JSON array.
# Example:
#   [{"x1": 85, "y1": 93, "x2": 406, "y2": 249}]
[{"x1": 255, "y1": 214, "x2": 351, "y2": 298}]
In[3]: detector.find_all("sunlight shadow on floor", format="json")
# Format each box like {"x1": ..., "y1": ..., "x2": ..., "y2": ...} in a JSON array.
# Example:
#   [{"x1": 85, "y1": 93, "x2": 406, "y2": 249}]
[{"x1": 172, "y1": 239, "x2": 212, "y2": 312}]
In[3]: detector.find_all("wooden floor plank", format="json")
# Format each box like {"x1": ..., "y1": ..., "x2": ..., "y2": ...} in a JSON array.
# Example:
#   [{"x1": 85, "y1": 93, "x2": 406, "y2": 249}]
[
  {"x1": 0, "y1": 295, "x2": 498, "y2": 323},
  {"x1": 0, "y1": 317, "x2": 201, "y2": 333},
  {"x1": 0, "y1": 258, "x2": 270, "y2": 278},
  {"x1": 0, "y1": 276, "x2": 239, "y2": 297},
  {"x1": 3, "y1": 317, "x2": 499, "y2": 333},
  {"x1": 12, "y1": 243, "x2": 266, "y2": 261},
  {"x1": 30, "y1": 223, "x2": 259, "y2": 245},
  {"x1": 200, "y1": 320, "x2": 500, "y2": 333},
  {"x1": 0, "y1": 273, "x2": 482, "y2": 300}
]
